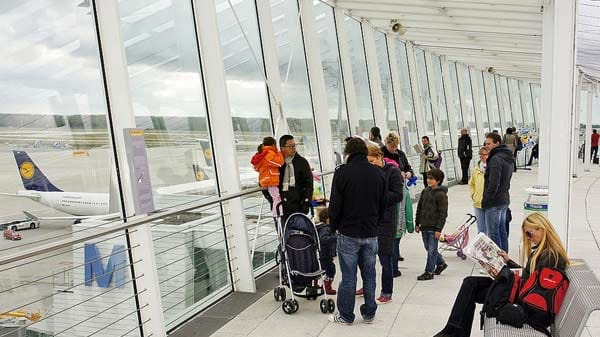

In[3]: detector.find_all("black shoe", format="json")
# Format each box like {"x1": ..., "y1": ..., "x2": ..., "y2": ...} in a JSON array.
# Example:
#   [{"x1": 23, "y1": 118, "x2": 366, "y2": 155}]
[
  {"x1": 417, "y1": 272, "x2": 434, "y2": 281},
  {"x1": 398, "y1": 255, "x2": 404, "y2": 261},
  {"x1": 434, "y1": 263, "x2": 448, "y2": 275},
  {"x1": 393, "y1": 270, "x2": 402, "y2": 278}
]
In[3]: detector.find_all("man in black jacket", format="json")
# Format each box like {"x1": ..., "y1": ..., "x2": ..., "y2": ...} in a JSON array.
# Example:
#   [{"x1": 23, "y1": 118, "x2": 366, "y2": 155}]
[
  {"x1": 482, "y1": 133, "x2": 514, "y2": 252},
  {"x1": 457, "y1": 128, "x2": 473, "y2": 184},
  {"x1": 328, "y1": 138, "x2": 386, "y2": 325},
  {"x1": 278, "y1": 135, "x2": 313, "y2": 220}
]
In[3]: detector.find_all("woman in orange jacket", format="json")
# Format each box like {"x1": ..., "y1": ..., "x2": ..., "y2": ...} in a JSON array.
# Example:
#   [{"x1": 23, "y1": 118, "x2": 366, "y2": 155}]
[{"x1": 251, "y1": 137, "x2": 284, "y2": 215}]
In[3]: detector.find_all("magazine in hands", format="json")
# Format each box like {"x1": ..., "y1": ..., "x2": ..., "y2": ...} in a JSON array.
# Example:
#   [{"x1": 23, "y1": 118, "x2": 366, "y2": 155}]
[
  {"x1": 463, "y1": 232, "x2": 506, "y2": 277},
  {"x1": 413, "y1": 144, "x2": 424, "y2": 154}
]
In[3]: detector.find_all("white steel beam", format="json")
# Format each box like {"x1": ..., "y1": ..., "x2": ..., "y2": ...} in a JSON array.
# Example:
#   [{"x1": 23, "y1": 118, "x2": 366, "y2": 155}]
[
  {"x1": 519, "y1": 81, "x2": 531, "y2": 128},
  {"x1": 470, "y1": 67, "x2": 487, "y2": 144},
  {"x1": 193, "y1": 0, "x2": 256, "y2": 292},
  {"x1": 335, "y1": 9, "x2": 360, "y2": 133},
  {"x1": 441, "y1": 56, "x2": 461, "y2": 179},
  {"x1": 299, "y1": 0, "x2": 335, "y2": 172},
  {"x1": 585, "y1": 88, "x2": 593, "y2": 172},
  {"x1": 406, "y1": 42, "x2": 428, "y2": 140},
  {"x1": 93, "y1": 1, "x2": 167, "y2": 336},
  {"x1": 362, "y1": 21, "x2": 387, "y2": 129},
  {"x1": 424, "y1": 51, "x2": 444, "y2": 148},
  {"x1": 338, "y1": 0, "x2": 541, "y2": 10},
  {"x1": 547, "y1": 0, "x2": 577, "y2": 247},
  {"x1": 571, "y1": 76, "x2": 582, "y2": 178},
  {"x1": 456, "y1": 63, "x2": 470, "y2": 130},
  {"x1": 538, "y1": 0, "x2": 554, "y2": 186},
  {"x1": 495, "y1": 74, "x2": 508, "y2": 132}
]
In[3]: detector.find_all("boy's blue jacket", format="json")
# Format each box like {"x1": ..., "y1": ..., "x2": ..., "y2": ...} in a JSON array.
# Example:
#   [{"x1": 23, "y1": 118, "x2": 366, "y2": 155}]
[{"x1": 316, "y1": 222, "x2": 337, "y2": 260}]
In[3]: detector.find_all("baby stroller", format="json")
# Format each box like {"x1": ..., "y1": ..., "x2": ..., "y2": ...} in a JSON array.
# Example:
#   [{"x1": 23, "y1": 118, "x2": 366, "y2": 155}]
[
  {"x1": 439, "y1": 213, "x2": 477, "y2": 260},
  {"x1": 273, "y1": 205, "x2": 335, "y2": 315}
]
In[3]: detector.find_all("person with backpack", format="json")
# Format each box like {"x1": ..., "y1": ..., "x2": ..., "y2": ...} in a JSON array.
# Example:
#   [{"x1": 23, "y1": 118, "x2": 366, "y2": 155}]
[
  {"x1": 419, "y1": 136, "x2": 439, "y2": 187},
  {"x1": 432, "y1": 212, "x2": 570, "y2": 337}
]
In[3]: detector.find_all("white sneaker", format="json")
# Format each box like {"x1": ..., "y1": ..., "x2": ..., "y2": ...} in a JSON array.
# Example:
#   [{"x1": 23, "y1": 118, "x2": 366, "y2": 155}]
[{"x1": 329, "y1": 314, "x2": 352, "y2": 326}]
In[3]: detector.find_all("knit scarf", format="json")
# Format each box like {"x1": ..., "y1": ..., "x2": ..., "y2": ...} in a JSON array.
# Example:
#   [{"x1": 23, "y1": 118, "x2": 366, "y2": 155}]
[{"x1": 282, "y1": 156, "x2": 295, "y2": 191}]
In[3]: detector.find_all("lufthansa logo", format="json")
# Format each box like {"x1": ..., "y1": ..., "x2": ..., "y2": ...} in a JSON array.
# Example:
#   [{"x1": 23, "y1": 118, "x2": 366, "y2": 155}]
[{"x1": 20, "y1": 162, "x2": 35, "y2": 180}]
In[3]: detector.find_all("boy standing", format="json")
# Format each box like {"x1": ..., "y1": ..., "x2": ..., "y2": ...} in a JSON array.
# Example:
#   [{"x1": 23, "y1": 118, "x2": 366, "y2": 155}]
[
  {"x1": 415, "y1": 168, "x2": 448, "y2": 281},
  {"x1": 316, "y1": 209, "x2": 337, "y2": 295}
]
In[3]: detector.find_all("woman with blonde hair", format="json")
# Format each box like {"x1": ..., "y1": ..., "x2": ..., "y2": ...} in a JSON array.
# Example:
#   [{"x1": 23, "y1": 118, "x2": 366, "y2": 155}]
[{"x1": 433, "y1": 212, "x2": 569, "y2": 337}]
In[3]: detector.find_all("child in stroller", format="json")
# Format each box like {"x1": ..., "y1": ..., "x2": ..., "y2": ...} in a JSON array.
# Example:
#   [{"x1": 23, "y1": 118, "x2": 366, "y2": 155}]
[{"x1": 438, "y1": 214, "x2": 477, "y2": 260}]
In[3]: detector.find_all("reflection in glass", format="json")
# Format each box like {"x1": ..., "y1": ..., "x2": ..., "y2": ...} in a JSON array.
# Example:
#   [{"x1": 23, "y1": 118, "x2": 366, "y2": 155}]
[
  {"x1": 508, "y1": 79, "x2": 524, "y2": 127},
  {"x1": 215, "y1": 0, "x2": 272, "y2": 186},
  {"x1": 270, "y1": 0, "x2": 321, "y2": 170},
  {"x1": 483, "y1": 72, "x2": 502, "y2": 132},
  {"x1": 344, "y1": 16, "x2": 374, "y2": 134},
  {"x1": 415, "y1": 49, "x2": 435, "y2": 139},
  {"x1": 472, "y1": 70, "x2": 490, "y2": 134},
  {"x1": 374, "y1": 32, "x2": 397, "y2": 133},
  {"x1": 314, "y1": 1, "x2": 349, "y2": 156},
  {"x1": 118, "y1": 0, "x2": 218, "y2": 210},
  {"x1": 394, "y1": 40, "x2": 418, "y2": 154}
]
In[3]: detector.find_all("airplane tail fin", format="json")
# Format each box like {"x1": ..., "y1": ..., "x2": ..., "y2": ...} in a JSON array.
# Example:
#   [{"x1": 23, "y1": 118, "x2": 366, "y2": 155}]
[{"x1": 13, "y1": 151, "x2": 63, "y2": 192}]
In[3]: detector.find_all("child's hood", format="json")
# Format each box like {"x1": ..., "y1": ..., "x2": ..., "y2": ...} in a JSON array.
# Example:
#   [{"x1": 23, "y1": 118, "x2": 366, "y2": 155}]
[{"x1": 431, "y1": 185, "x2": 448, "y2": 194}]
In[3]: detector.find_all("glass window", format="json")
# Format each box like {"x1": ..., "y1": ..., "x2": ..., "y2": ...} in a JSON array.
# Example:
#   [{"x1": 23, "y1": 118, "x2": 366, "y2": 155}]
[
  {"x1": 270, "y1": 0, "x2": 321, "y2": 170},
  {"x1": 215, "y1": 0, "x2": 278, "y2": 274},
  {"x1": 449, "y1": 62, "x2": 464, "y2": 135},
  {"x1": 0, "y1": 1, "x2": 118, "y2": 243},
  {"x1": 344, "y1": 16, "x2": 373, "y2": 135},
  {"x1": 118, "y1": 0, "x2": 218, "y2": 210},
  {"x1": 314, "y1": 1, "x2": 349, "y2": 156},
  {"x1": 522, "y1": 81, "x2": 536, "y2": 129},
  {"x1": 498, "y1": 76, "x2": 513, "y2": 127},
  {"x1": 531, "y1": 83, "x2": 541, "y2": 129},
  {"x1": 395, "y1": 40, "x2": 418, "y2": 153},
  {"x1": 415, "y1": 49, "x2": 434, "y2": 138},
  {"x1": 483, "y1": 72, "x2": 502, "y2": 132},
  {"x1": 472, "y1": 70, "x2": 490, "y2": 134},
  {"x1": 458, "y1": 64, "x2": 478, "y2": 140},
  {"x1": 508, "y1": 78, "x2": 524, "y2": 127},
  {"x1": 374, "y1": 32, "x2": 396, "y2": 133},
  {"x1": 430, "y1": 55, "x2": 456, "y2": 182}
]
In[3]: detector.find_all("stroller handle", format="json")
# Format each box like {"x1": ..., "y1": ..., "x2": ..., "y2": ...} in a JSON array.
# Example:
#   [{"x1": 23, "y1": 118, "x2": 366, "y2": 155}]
[
  {"x1": 274, "y1": 201, "x2": 315, "y2": 218},
  {"x1": 465, "y1": 213, "x2": 477, "y2": 225}
]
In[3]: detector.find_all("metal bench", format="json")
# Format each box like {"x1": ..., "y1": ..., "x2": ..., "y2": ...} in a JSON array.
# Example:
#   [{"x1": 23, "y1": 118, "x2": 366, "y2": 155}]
[{"x1": 484, "y1": 260, "x2": 600, "y2": 337}]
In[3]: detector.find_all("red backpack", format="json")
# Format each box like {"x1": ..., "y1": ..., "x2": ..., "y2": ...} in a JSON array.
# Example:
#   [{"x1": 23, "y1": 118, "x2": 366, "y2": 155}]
[{"x1": 518, "y1": 267, "x2": 569, "y2": 335}]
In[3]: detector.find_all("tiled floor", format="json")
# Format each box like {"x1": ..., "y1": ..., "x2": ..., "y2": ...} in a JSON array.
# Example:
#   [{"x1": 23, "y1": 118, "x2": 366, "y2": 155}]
[{"x1": 208, "y1": 163, "x2": 600, "y2": 337}]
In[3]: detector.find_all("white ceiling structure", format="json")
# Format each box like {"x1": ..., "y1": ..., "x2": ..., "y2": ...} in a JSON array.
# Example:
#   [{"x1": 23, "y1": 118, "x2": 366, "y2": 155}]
[{"x1": 332, "y1": 0, "x2": 600, "y2": 83}]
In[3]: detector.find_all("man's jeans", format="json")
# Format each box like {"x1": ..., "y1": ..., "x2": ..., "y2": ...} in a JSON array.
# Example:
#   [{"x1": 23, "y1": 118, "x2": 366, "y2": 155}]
[
  {"x1": 336, "y1": 234, "x2": 378, "y2": 323},
  {"x1": 421, "y1": 231, "x2": 445, "y2": 273},
  {"x1": 473, "y1": 207, "x2": 486, "y2": 234},
  {"x1": 484, "y1": 205, "x2": 508, "y2": 252}
]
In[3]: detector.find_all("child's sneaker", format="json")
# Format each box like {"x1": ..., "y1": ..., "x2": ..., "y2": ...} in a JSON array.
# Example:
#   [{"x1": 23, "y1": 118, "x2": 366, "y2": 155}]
[
  {"x1": 363, "y1": 316, "x2": 375, "y2": 324},
  {"x1": 417, "y1": 272, "x2": 434, "y2": 281},
  {"x1": 329, "y1": 314, "x2": 352, "y2": 326},
  {"x1": 355, "y1": 288, "x2": 363, "y2": 296},
  {"x1": 434, "y1": 263, "x2": 448, "y2": 275},
  {"x1": 376, "y1": 296, "x2": 392, "y2": 304}
]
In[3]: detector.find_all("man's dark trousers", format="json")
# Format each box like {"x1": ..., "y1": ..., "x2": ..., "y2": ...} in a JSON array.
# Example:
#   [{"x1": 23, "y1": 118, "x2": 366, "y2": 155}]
[{"x1": 460, "y1": 157, "x2": 471, "y2": 184}]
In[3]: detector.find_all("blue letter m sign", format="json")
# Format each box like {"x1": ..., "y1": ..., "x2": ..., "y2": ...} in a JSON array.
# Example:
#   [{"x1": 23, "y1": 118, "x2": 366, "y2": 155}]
[{"x1": 84, "y1": 243, "x2": 127, "y2": 288}]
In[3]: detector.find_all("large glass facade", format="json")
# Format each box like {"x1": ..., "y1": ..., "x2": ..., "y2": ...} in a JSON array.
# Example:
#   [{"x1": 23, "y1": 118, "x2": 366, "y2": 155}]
[
  {"x1": 394, "y1": 40, "x2": 418, "y2": 153},
  {"x1": 508, "y1": 78, "x2": 524, "y2": 127},
  {"x1": 472, "y1": 70, "x2": 490, "y2": 134},
  {"x1": 415, "y1": 49, "x2": 435, "y2": 139},
  {"x1": 270, "y1": 0, "x2": 321, "y2": 170},
  {"x1": 374, "y1": 32, "x2": 396, "y2": 132},
  {"x1": 483, "y1": 72, "x2": 502, "y2": 132},
  {"x1": 449, "y1": 62, "x2": 464, "y2": 133},
  {"x1": 457, "y1": 64, "x2": 478, "y2": 140},
  {"x1": 430, "y1": 55, "x2": 456, "y2": 182},
  {"x1": 498, "y1": 76, "x2": 513, "y2": 128},
  {"x1": 314, "y1": 1, "x2": 349, "y2": 155},
  {"x1": 522, "y1": 81, "x2": 536, "y2": 129},
  {"x1": 344, "y1": 16, "x2": 374, "y2": 134}
]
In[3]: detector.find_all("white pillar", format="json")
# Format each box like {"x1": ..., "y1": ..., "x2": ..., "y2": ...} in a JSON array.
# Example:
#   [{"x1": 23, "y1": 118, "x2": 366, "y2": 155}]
[
  {"x1": 441, "y1": 56, "x2": 459, "y2": 147},
  {"x1": 362, "y1": 21, "x2": 386, "y2": 129},
  {"x1": 255, "y1": 0, "x2": 288, "y2": 136},
  {"x1": 93, "y1": 1, "x2": 167, "y2": 336},
  {"x1": 405, "y1": 43, "x2": 427, "y2": 138},
  {"x1": 530, "y1": 83, "x2": 539, "y2": 130},
  {"x1": 387, "y1": 36, "x2": 407, "y2": 143},
  {"x1": 334, "y1": 9, "x2": 359, "y2": 133},
  {"x1": 299, "y1": 0, "x2": 335, "y2": 172},
  {"x1": 539, "y1": 1, "x2": 554, "y2": 186},
  {"x1": 547, "y1": 0, "x2": 577, "y2": 247},
  {"x1": 585, "y1": 88, "x2": 593, "y2": 172},
  {"x1": 519, "y1": 81, "x2": 530, "y2": 128},
  {"x1": 193, "y1": 0, "x2": 256, "y2": 292},
  {"x1": 456, "y1": 63, "x2": 470, "y2": 131},
  {"x1": 470, "y1": 67, "x2": 486, "y2": 145},
  {"x1": 571, "y1": 75, "x2": 582, "y2": 178},
  {"x1": 424, "y1": 52, "x2": 443, "y2": 148},
  {"x1": 495, "y1": 75, "x2": 508, "y2": 134}
]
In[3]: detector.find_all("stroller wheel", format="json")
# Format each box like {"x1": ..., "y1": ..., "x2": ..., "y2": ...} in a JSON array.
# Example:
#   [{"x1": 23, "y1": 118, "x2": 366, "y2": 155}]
[
  {"x1": 274, "y1": 288, "x2": 280, "y2": 301},
  {"x1": 327, "y1": 299, "x2": 335, "y2": 313},
  {"x1": 461, "y1": 254, "x2": 467, "y2": 260},
  {"x1": 282, "y1": 300, "x2": 295, "y2": 314},
  {"x1": 291, "y1": 299, "x2": 299, "y2": 313},
  {"x1": 456, "y1": 251, "x2": 463, "y2": 258},
  {"x1": 320, "y1": 299, "x2": 328, "y2": 314}
]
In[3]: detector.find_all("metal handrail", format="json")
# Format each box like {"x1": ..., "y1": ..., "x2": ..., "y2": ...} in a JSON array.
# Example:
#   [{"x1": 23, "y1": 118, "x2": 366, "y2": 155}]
[{"x1": 0, "y1": 169, "x2": 335, "y2": 267}]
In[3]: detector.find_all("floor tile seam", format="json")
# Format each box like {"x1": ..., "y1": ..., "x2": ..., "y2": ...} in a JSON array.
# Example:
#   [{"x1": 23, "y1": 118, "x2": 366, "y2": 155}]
[{"x1": 383, "y1": 277, "x2": 420, "y2": 337}]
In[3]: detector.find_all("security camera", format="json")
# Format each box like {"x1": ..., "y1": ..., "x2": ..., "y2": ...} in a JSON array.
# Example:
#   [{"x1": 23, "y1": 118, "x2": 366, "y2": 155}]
[
  {"x1": 390, "y1": 20, "x2": 407, "y2": 35},
  {"x1": 487, "y1": 67, "x2": 495, "y2": 74}
]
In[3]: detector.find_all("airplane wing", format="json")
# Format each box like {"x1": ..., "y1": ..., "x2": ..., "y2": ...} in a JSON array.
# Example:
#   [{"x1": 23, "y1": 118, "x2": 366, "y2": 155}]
[
  {"x1": 0, "y1": 192, "x2": 41, "y2": 201},
  {"x1": 22, "y1": 210, "x2": 122, "y2": 222}
]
